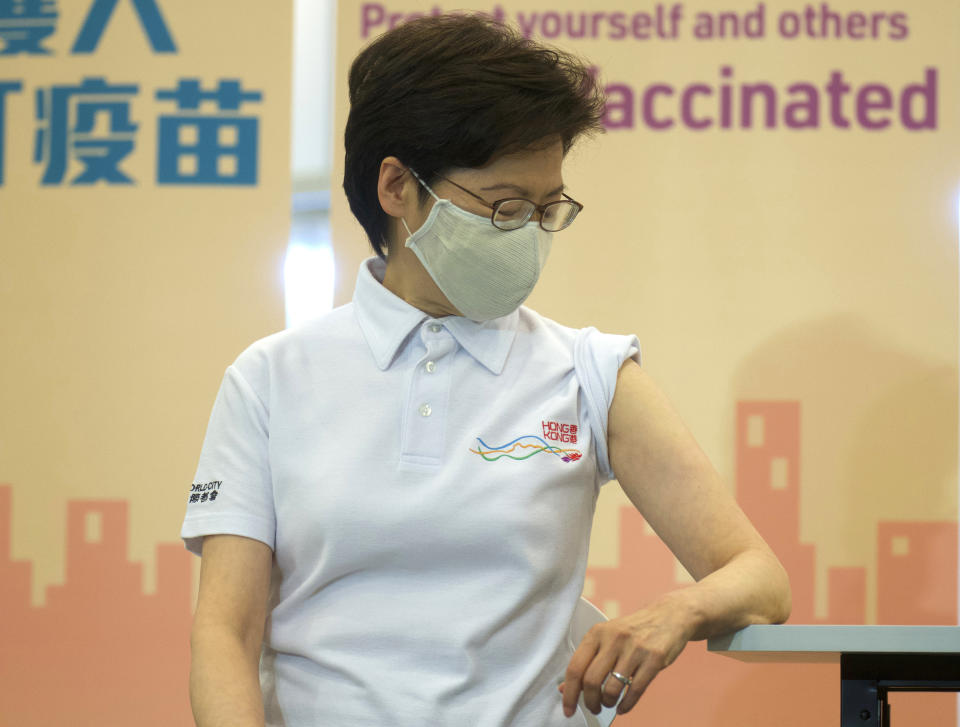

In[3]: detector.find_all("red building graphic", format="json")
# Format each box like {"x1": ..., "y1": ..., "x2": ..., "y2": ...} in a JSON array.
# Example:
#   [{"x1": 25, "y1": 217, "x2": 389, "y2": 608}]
[{"x1": 0, "y1": 486, "x2": 193, "y2": 726}]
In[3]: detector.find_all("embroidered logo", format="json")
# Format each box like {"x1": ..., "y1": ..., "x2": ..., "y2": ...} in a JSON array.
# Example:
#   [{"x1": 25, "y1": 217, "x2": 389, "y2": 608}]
[
  {"x1": 470, "y1": 435, "x2": 582, "y2": 463},
  {"x1": 187, "y1": 480, "x2": 222, "y2": 504},
  {"x1": 542, "y1": 419, "x2": 578, "y2": 444}
]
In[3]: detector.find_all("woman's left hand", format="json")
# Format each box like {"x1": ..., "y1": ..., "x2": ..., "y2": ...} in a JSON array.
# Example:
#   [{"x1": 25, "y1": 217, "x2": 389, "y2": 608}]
[{"x1": 559, "y1": 594, "x2": 696, "y2": 718}]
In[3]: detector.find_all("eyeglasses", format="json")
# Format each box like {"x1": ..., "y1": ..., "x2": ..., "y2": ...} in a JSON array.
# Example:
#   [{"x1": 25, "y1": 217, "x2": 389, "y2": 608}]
[{"x1": 433, "y1": 173, "x2": 584, "y2": 232}]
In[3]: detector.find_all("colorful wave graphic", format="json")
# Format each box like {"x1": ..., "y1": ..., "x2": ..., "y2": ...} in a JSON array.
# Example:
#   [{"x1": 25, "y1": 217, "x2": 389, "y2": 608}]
[{"x1": 470, "y1": 435, "x2": 582, "y2": 463}]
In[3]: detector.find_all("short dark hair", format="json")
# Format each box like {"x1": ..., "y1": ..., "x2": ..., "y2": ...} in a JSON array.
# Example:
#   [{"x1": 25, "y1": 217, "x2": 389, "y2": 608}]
[{"x1": 343, "y1": 14, "x2": 605, "y2": 258}]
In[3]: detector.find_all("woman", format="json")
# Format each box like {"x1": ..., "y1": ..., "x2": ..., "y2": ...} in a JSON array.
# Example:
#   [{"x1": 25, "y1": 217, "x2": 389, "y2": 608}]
[{"x1": 182, "y1": 13, "x2": 791, "y2": 726}]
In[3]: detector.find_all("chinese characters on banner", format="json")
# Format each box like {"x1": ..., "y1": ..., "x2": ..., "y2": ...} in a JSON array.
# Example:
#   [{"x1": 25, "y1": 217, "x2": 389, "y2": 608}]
[{"x1": 0, "y1": 0, "x2": 263, "y2": 186}]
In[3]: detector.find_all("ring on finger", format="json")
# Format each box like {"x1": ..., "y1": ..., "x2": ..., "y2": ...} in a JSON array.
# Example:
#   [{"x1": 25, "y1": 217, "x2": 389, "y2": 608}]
[{"x1": 610, "y1": 670, "x2": 633, "y2": 687}]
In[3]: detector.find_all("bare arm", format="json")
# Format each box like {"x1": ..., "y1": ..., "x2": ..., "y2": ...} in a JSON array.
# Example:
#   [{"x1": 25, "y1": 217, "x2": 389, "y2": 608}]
[
  {"x1": 608, "y1": 361, "x2": 791, "y2": 636},
  {"x1": 562, "y1": 360, "x2": 791, "y2": 718},
  {"x1": 190, "y1": 534, "x2": 273, "y2": 727}
]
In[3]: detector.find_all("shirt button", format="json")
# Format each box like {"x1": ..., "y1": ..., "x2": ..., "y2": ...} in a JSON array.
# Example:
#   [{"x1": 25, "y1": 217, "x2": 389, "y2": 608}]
[
  {"x1": 425, "y1": 361, "x2": 436, "y2": 373},
  {"x1": 419, "y1": 403, "x2": 432, "y2": 417},
  {"x1": 429, "y1": 324, "x2": 442, "y2": 333}
]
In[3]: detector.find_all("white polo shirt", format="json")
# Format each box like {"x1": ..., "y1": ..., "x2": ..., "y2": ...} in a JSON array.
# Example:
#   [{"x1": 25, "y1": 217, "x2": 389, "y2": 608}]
[{"x1": 181, "y1": 257, "x2": 640, "y2": 726}]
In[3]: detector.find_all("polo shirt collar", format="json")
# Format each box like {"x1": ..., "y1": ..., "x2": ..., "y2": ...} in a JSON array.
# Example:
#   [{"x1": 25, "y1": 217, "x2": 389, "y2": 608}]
[
  {"x1": 353, "y1": 257, "x2": 518, "y2": 375},
  {"x1": 442, "y1": 313, "x2": 518, "y2": 375}
]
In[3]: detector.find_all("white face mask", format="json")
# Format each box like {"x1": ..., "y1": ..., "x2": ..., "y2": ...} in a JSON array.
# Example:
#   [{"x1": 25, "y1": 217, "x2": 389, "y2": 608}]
[{"x1": 401, "y1": 170, "x2": 553, "y2": 322}]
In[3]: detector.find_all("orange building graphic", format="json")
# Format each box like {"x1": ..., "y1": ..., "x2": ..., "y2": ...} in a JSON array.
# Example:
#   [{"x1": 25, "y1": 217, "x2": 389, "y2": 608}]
[
  {"x1": 878, "y1": 521, "x2": 958, "y2": 626},
  {"x1": 1, "y1": 399, "x2": 956, "y2": 725},
  {"x1": 0, "y1": 487, "x2": 193, "y2": 726}
]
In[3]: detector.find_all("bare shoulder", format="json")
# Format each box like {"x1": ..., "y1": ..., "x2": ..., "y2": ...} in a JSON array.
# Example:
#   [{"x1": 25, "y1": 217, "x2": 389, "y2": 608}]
[{"x1": 608, "y1": 359, "x2": 702, "y2": 475}]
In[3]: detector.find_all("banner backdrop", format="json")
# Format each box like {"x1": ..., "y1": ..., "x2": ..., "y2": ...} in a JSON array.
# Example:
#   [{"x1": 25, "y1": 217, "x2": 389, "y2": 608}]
[
  {"x1": 0, "y1": 1, "x2": 291, "y2": 724},
  {"x1": 332, "y1": 2, "x2": 959, "y2": 725}
]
